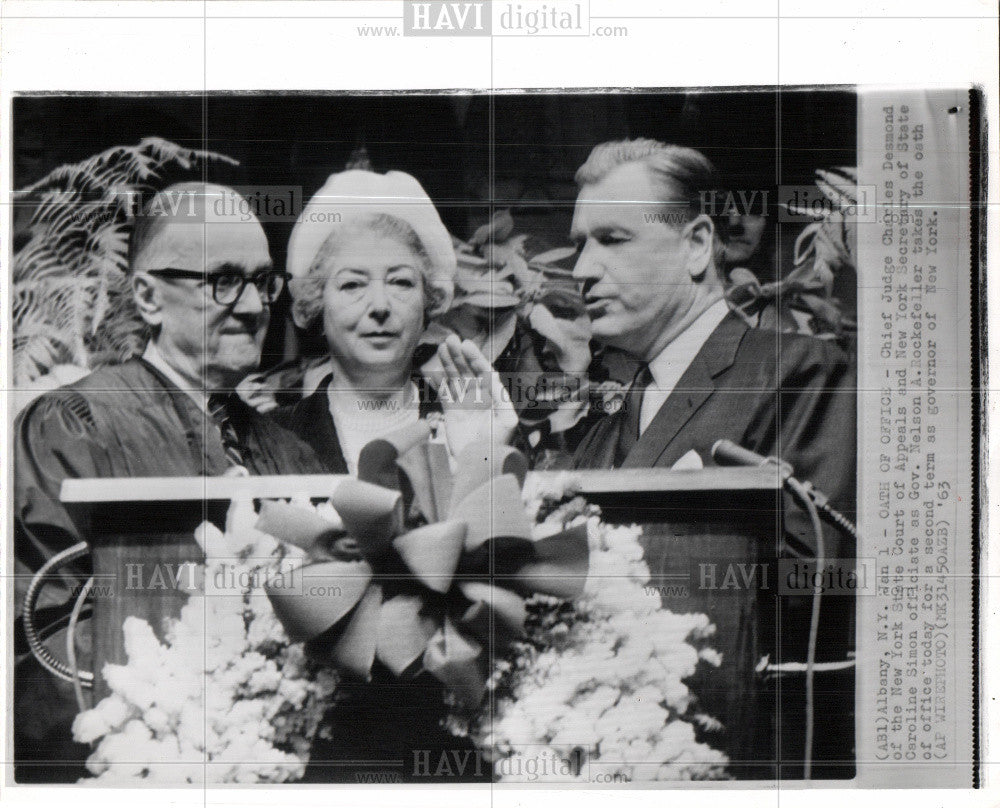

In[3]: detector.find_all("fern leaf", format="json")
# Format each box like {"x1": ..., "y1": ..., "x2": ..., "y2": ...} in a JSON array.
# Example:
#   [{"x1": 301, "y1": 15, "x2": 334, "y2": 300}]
[{"x1": 13, "y1": 137, "x2": 239, "y2": 379}]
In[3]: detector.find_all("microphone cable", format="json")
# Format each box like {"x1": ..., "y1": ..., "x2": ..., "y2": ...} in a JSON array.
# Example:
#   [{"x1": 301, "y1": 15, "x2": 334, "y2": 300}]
[
  {"x1": 711, "y1": 439, "x2": 855, "y2": 779},
  {"x1": 784, "y1": 476, "x2": 826, "y2": 780}
]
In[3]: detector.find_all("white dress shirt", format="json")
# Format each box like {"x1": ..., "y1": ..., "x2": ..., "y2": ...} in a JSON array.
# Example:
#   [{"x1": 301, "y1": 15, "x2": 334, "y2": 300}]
[
  {"x1": 639, "y1": 298, "x2": 731, "y2": 434},
  {"x1": 142, "y1": 342, "x2": 209, "y2": 413}
]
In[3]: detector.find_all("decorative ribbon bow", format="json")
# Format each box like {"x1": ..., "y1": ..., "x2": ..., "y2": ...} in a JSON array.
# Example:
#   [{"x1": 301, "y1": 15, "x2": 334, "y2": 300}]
[{"x1": 261, "y1": 422, "x2": 589, "y2": 705}]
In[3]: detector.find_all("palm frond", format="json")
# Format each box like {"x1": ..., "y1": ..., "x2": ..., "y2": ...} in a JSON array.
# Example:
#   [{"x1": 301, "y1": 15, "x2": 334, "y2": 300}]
[
  {"x1": 12, "y1": 240, "x2": 65, "y2": 283},
  {"x1": 12, "y1": 138, "x2": 239, "y2": 382},
  {"x1": 11, "y1": 289, "x2": 76, "y2": 385},
  {"x1": 88, "y1": 225, "x2": 131, "y2": 335}
]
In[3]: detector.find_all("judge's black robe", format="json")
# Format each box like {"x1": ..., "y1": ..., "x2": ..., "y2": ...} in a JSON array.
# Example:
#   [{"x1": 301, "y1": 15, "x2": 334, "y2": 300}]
[{"x1": 13, "y1": 358, "x2": 324, "y2": 782}]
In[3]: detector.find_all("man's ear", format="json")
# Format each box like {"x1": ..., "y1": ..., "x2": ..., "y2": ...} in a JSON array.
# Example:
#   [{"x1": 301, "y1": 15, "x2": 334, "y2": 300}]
[
  {"x1": 132, "y1": 273, "x2": 162, "y2": 326},
  {"x1": 683, "y1": 214, "x2": 716, "y2": 281}
]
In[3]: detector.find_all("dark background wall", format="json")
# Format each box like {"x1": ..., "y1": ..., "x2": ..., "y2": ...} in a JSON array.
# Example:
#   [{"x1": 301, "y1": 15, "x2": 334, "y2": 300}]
[
  {"x1": 13, "y1": 90, "x2": 856, "y2": 362},
  {"x1": 13, "y1": 89, "x2": 856, "y2": 234}
]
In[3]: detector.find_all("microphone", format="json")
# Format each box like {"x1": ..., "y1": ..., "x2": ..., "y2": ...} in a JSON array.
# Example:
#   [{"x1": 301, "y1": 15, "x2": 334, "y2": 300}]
[
  {"x1": 710, "y1": 440, "x2": 858, "y2": 781},
  {"x1": 710, "y1": 439, "x2": 856, "y2": 541},
  {"x1": 711, "y1": 439, "x2": 793, "y2": 481},
  {"x1": 711, "y1": 439, "x2": 770, "y2": 468},
  {"x1": 710, "y1": 438, "x2": 830, "y2": 781}
]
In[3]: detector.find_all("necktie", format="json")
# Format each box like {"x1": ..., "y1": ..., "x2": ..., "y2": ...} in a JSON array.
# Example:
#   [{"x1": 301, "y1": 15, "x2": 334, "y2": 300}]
[
  {"x1": 613, "y1": 364, "x2": 652, "y2": 468},
  {"x1": 207, "y1": 393, "x2": 247, "y2": 470}
]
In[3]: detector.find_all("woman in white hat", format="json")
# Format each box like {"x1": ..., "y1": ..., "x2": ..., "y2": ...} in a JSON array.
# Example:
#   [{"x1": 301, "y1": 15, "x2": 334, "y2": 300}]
[
  {"x1": 275, "y1": 170, "x2": 511, "y2": 782},
  {"x1": 274, "y1": 169, "x2": 515, "y2": 475}
]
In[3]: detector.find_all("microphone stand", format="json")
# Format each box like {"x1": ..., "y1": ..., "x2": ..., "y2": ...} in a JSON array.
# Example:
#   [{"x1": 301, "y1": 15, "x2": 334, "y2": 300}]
[{"x1": 710, "y1": 440, "x2": 857, "y2": 780}]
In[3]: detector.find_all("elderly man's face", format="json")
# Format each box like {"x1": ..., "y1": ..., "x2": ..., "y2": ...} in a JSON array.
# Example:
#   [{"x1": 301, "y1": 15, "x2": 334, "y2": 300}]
[
  {"x1": 135, "y1": 216, "x2": 273, "y2": 389},
  {"x1": 571, "y1": 162, "x2": 707, "y2": 361}
]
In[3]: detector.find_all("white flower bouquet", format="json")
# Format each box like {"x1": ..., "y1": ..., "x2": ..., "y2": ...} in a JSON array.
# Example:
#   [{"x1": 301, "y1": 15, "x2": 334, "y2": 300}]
[
  {"x1": 71, "y1": 497, "x2": 339, "y2": 784},
  {"x1": 68, "y1": 469, "x2": 727, "y2": 784},
  {"x1": 445, "y1": 474, "x2": 729, "y2": 783}
]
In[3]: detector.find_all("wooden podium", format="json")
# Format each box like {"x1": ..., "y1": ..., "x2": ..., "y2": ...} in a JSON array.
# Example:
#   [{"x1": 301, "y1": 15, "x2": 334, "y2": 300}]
[
  {"x1": 61, "y1": 467, "x2": 786, "y2": 779},
  {"x1": 573, "y1": 467, "x2": 783, "y2": 779}
]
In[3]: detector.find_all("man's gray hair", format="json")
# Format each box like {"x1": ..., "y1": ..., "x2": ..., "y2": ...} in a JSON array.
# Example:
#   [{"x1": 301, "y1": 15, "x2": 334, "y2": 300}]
[
  {"x1": 576, "y1": 139, "x2": 726, "y2": 271},
  {"x1": 575, "y1": 138, "x2": 717, "y2": 225},
  {"x1": 128, "y1": 181, "x2": 249, "y2": 271}
]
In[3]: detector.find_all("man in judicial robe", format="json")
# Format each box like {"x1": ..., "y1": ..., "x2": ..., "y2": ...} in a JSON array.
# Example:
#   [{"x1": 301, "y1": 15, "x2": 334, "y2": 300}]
[
  {"x1": 12, "y1": 183, "x2": 324, "y2": 780},
  {"x1": 569, "y1": 140, "x2": 856, "y2": 775}
]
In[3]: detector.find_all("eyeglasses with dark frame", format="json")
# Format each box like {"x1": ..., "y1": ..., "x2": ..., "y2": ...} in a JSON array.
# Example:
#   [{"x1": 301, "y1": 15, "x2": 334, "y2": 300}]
[{"x1": 144, "y1": 268, "x2": 291, "y2": 306}]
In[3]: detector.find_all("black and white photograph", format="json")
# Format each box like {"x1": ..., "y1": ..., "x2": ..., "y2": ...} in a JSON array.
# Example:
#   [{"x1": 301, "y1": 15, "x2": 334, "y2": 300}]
[{"x1": 0, "y1": 2, "x2": 992, "y2": 804}]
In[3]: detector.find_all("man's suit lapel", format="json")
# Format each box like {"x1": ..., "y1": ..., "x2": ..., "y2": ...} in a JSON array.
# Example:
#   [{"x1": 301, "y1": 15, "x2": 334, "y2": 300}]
[
  {"x1": 621, "y1": 312, "x2": 749, "y2": 469},
  {"x1": 573, "y1": 412, "x2": 620, "y2": 469},
  {"x1": 621, "y1": 358, "x2": 713, "y2": 468}
]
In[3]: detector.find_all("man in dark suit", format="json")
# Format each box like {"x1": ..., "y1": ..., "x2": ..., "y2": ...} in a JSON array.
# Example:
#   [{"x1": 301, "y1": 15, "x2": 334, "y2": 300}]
[
  {"x1": 570, "y1": 139, "x2": 855, "y2": 561},
  {"x1": 569, "y1": 140, "x2": 856, "y2": 776}
]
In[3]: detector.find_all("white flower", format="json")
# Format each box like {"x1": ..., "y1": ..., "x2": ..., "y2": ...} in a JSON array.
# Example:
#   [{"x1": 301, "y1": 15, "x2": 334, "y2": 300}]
[
  {"x1": 549, "y1": 714, "x2": 600, "y2": 751},
  {"x1": 72, "y1": 693, "x2": 133, "y2": 743},
  {"x1": 521, "y1": 472, "x2": 582, "y2": 518},
  {"x1": 246, "y1": 662, "x2": 282, "y2": 694},
  {"x1": 224, "y1": 496, "x2": 258, "y2": 544},
  {"x1": 77, "y1": 502, "x2": 339, "y2": 785},
  {"x1": 460, "y1": 511, "x2": 728, "y2": 782},
  {"x1": 143, "y1": 706, "x2": 172, "y2": 735},
  {"x1": 102, "y1": 664, "x2": 156, "y2": 712},
  {"x1": 531, "y1": 521, "x2": 565, "y2": 539},
  {"x1": 121, "y1": 617, "x2": 167, "y2": 677},
  {"x1": 194, "y1": 520, "x2": 226, "y2": 556},
  {"x1": 602, "y1": 525, "x2": 645, "y2": 561}
]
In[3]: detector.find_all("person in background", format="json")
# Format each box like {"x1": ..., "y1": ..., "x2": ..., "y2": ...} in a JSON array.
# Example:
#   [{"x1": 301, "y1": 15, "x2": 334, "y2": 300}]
[
  {"x1": 720, "y1": 211, "x2": 774, "y2": 281},
  {"x1": 720, "y1": 173, "x2": 857, "y2": 344}
]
